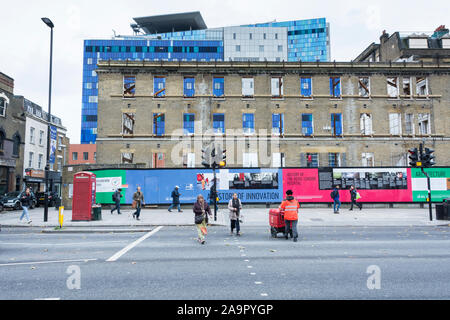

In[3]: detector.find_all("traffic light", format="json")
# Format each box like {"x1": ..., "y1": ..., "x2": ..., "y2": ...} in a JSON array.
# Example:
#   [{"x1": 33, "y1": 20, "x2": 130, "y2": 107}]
[
  {"x1": 422, "y1": 148, "x2": 435, "y2": 168},
  {"x1": 408, "y1": 148, "x2": 419, "y2": 167},
  {"x1": 219, "y1": 149, "x2": 226, "y2": 167},
  {"x1": 201, "y1": 146, "x2": 211, "y2": 168}
]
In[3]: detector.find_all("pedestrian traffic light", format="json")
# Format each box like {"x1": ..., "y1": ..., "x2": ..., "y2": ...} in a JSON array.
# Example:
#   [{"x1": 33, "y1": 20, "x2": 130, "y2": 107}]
[
  {"x1": 408, "y1": 148, "x2": 419, "y2": 167},
  {"x1": 422, "y1": 148, "x2": 435, "y2": 168}
]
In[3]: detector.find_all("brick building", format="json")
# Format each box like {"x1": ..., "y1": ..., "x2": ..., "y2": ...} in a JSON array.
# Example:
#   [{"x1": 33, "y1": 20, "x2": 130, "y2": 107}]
[
  {"x1": 95, "y1": 60, "x2": 450, "y2": 168},
  {"x1": 68, "y1": 144, "x2": 96, "y2": 165}
]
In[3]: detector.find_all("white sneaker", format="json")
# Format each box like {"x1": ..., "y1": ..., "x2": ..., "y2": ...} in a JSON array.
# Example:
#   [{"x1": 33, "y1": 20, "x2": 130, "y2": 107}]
[{"x1": 28, "y1": 220, "x2": 32, "y2": 224}]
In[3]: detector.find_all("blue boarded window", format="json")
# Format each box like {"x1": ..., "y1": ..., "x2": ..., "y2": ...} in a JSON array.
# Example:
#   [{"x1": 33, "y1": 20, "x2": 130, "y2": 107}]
[
  {"x1": 184, "y1": 77, "x2": 195, "y2": 97},
  {"x1": 183, "y1": 113, "x2": 195, "y2": 135},
  {"x1": 213, "y1": 113, "x2": 225, "y2": 134},
  {"x1": 243, "y1": 113, "x2": 255, "y2": 134},
  {"x1": 272, "y1": 114, "x2": 284, "y2": 135},
  {"x1": 302, "y1": 114, "x2": 313, "y2": 136},
  {"x1": 213, "y1": 77, "x2": 224, "y2": 97},
  {"x1": 153, "y1": 113, "x2": 165, "y2": 136},
  {"x1": 330, "y1": 77, "x2": 341, "y2": 98},
  {"x1": 154, "y1": 77, "x2": 166, "y2": 97},
  {"x1": 300, "y1": 77, "x2": 312, "y2": 97},
  {"x1": 123, "y1": 75, "x2": 135, "y2": 98},
  {"x1": 331, "y1": 113, "x2": 342, "y2": 136}
]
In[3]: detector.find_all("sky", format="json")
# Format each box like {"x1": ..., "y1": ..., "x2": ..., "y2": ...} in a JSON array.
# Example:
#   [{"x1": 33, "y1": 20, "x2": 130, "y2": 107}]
[{"x1": 0, "y1": 0, "x2": 448, "y2": 144}]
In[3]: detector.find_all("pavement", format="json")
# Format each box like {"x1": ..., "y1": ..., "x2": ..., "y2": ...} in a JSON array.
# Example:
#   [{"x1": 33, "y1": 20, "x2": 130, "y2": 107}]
[{"x1": 0, "y1": 204, "x2": 449, "y2": 232}]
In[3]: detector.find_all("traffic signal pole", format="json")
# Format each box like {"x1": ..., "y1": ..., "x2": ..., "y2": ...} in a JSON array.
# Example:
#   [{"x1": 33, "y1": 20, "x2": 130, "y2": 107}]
[{"x1": 420, "y1": 167, "x2": 433, "y2": 221}]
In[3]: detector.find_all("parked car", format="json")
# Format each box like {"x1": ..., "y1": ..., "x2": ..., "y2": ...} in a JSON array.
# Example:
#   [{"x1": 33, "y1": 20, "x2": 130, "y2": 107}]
[
  {"x1": 1, "y1": 191, "x2": 37, "y2": 210},
  {"x1": 36, "y1": 191, "x2": 61, "y2": 208}
]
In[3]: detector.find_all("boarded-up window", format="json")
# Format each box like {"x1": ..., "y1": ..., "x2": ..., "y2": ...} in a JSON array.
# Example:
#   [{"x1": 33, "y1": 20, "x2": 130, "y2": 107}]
[
  {"x1": 389, "y1": 113, "x2": 402, "y2": 135},
  {"x1": 154, "y1": 77, "x2": 166, "y2": 97},
  {"x1": 360, "y1": 113, "x2": 372, "y2": 135},
  {"x1": 358, "y1": 77, "x2": 370, "y2": 98},
  {"x1": 242, "y1": 78, "x2": 254, "y2": 97},
  {"x1": 123, "y1": 75, "x2": 135, "y2": 98},
  {"x1": 122, "y1": 113, "x2": 135, "y2": 135},
  {"x1": 300, "y1": 77, "x2": 312, "y2": 97},
  {"x1": 152, "y1": 153, "x2": 165, "y2": 168},
  {"x1": 418, "y1": 113, "x2": 431, "y2": 135},
  {"x1": 330, "y1": 77, "x2": 341, "y2": 98},
  {"x1": 402, "y1": 77, "x2": 411, "y2": 97},
  {"x1": 328, "y1": 153, "x2": 340, "y2": 167},
  {"x1": 183, "y1": 153, "x2": 196, "y2": 168},
  {"x1": 331, "y1": 113, "x2": 343, "y2": 136},
  {"x1": 405, "y1": 113, "x2": 415, "y2": 135},
  {"x1": 362, "y1": 153, "x2": 374, "y2": 167},
  {"x1": 306, "y1": 153, "x2": 319, "y2": 168},
  {"x1": 416, "y1": 77, "x2": 428, "y2": 97},
  {"x1": 121, "y1": 152, "x2": 133, "y2": 164},
  {"x1": 387, "y1": 77, "x2": 399, "y2": 98},
  {"x1": 272, "y1": 153, "x2": 285, "y2": 168},
  {"x1": 271, "y1": 77, "x2": 283, "y2": 97},
  {"x1": 243, "y1": 153, "x2": 258, "y2": 167}
]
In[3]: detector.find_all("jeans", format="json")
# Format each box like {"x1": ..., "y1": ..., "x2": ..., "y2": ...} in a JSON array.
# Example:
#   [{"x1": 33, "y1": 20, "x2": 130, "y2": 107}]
[
  {"x1": 133, "y1": 205, "x2": 141, "y2": 218},
  {"x1": 20, "y1": 206, "x2": 30, "y2": 221},
  {"x1": 231, "y1": 219, "x2": 240, "y2": 234},
  {"x1": 333, "y1": 199, "x2": 341, "y2": 212},
  {"x1": 285, "y1": 220, "x2": 298, "y2": 239},
  {"x1": 111, "y1": 201, "x2": 121, "y2": 214},
  {"x1": 168, "y1": 203, "x2": 181, "y2": 211}
]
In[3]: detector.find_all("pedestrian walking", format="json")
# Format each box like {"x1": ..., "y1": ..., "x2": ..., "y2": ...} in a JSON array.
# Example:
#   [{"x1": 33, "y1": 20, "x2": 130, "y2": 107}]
[
  {"x1": 331, "y1": 185, "x2": 341, "y2": 214},
  {"x1": 349, "y1": 185, "x2": 362, "y2": 211},
  {"x1": 19, "y1": 187, "x2": 32, "y2": 224},
  {"x1": 228, "y1": 193, "x2": 243, "y2": 236},
  {"x1": 111, "y1": 188, "x2": 122, "y2": 214},
  {"x1": 193, "y1": 195, "x2": 212, "y2": 244},
  {"x1": 279, "y1": 190, "x2": 300, "y2": 242},
  {"x1": 132, "y1": 186, "x2": 145, "y2": 220},
  {"x1": 168, "y1": 186, "x2": 182, "y2": 212}
]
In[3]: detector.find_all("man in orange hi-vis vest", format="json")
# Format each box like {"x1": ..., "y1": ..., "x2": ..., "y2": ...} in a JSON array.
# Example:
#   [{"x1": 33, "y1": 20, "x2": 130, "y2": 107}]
[{"x1": 279, "y1": 190, "x2": 300, "y2": 242}]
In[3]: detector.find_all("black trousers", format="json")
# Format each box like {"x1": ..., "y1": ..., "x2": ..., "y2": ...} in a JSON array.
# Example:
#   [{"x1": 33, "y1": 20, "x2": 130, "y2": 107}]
[
  {"x1": 350, "y1": 199, "x2": 362, "y2": 210},
  {"x1": 231, "y1": 219, "x2": 240, "y2": 233}
]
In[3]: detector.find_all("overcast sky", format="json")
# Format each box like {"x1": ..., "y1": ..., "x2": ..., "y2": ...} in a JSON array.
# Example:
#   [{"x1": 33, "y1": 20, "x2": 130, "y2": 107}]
[{"x1": 0, "y1": 0, "x2": 448, "y2": 143}]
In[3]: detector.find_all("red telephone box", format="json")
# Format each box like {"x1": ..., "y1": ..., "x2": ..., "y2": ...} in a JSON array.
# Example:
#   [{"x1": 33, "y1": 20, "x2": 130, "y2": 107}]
[{"x1": 72, "y1": 172, "x2": 96, "y2": 221}]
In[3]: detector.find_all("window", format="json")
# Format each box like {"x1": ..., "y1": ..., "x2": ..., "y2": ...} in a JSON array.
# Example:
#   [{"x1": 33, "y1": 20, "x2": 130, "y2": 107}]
[
  {"x1": 72, "y1": 152, "x2": 78, "y2": 161},
  {"x1": 242, "y1": 78, "x2": 254, "y2": 97},
  {"x1": 213, "y1": 77, "x2": 224, "y2": 97},
  {"x1": 259, "y1": 45, "x2": 264, "y2": 52},
  {"x1": 233, "y1": 33, "x2": 236, "y2": 40},
  {"x1": 184, "y1": 77, "x2": 195, "y2": 97},
  {"x1": 243, "y1": 113, "x2": 255, "y2": 134},
  {"x1": 306, "y1": 153, "x2": 318, "y2": 168},
  {"x1": 236, "y1": 45, "x2": 241, "y2": 52},
  {"x1": 88, "y1": 96, "x2": 98, "y2": 103},
  {"x1": 302, "y1": 114, "x2": 314, "y2": 136},
  {"x1": 83, "y1": 152, "x2": 89, "y2": 161},
  {"x1": 330, "y1": 77, "x2": 341, "y2": 98},
  {"x1": 402, "y1": 77, "x2": 412, "y2": 97},
  {"x1": 87, "y1": 58, "x2": 93, "y2": 64},
  {"x1": 328, "y1": 153, "x2": 340, "y2": 167},
  {"x1": 360, "y1": 113, "x2": 373, "y2": 135},
  {"x1": 243, "y1": 153, "x2": 258, "y2": 167},
  {"x1": 57, "y1": 158, "x2": 62, "y2": 172},
  {"x1": 0, "y1": 96, "x2": 7, "y2": 117},
  {"x1": 183, "y1": 113, "x2": 195, "y2": 135},
  {"x1": 331, "y1": 113, "x2": 343, "y2": 136},
  {"x1": 122, "y1": 113, "x2": 135, "y2": 135},
  {"x1": 272, "y1": 153, "x2": 285, "y2": 168},
  {"x1": 154, "y1": 77, "x2": 166, "y2": 97},
  {"x1": 28, "y1": 152, "x2": 34, "y2": 168},
  {"x1": 271, "y1": 77, "x2": 283, "y2": 97},
  {"x1": 183, "y1": 153, "x2": 196, "y2": 168},
  {"x1": 277, "y1": 45, "x2": 283, "y2": 52},
  {"x1": 263, "y1": 33, "x2": 266, "y2": 40},
  {"x1": 12, "y1": 134, "x2": 20, "y2": 156},
  {"x1": 272, "y1": 113, "x2": 284, "y2": 135},
  {"x1": 362, "y1": 153, "x2": 375, "y2": 167},
  {"x1": 38, "y1": 154, "x2": 43, "y2": 169},
  {"x1": 152, "y1": 152, "x2": 165, "y2": 168},
  {"x1": 94, "y1": 152, "x2": 96, "y2": 161},
  {"x1": 275, "y1": 33, "x2": 278, "y2": 40},
  {"x1": 213, "y1": 113, "x2": 225, "y2": 134},
  {"x1": 405, "y1": 113, "x2": 415, "y2": 135},
  {"x1": 389, "y1": 113, "x2": 402, "y2": 135},
  {"x1": 358, "y1": 77, "x2": 370, "y2": 98},
  {"x1": 30, "y1": 127, "x2": 35, "y2": 144},
  {"x1": 387, "y1": 77, "x2": 399, "y2": 98},
  {"x1": 416, "y1": 77, "x2": 428, "y2": 97},
  {"x1": 249, "y1": 33, "x2": 252, "y2": 40},
  {"x1": 121, "y1": 152, "x2": 133, "y2": 164},
  {"x1": 300, "y1": 77, "x2": 312, "y2": 97},
  {"x1": 153, "y1": 113, "x2": 165, "y2": 136},
  {"x1": 418, "y1": 113, "x2": 431, "y2": 135},
  {"x1": 123, "y1": 75, "x2": 136, "y2": 98},
  {"x1": 39, "y1": 130, "x2": 44, "y2": 146},
  {"x1": 0, "y1": 131, "x2": 5, "y2": 150}
]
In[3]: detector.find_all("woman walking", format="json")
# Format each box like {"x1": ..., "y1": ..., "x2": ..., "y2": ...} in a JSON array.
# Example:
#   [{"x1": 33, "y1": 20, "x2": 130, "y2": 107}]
[
  {"x1": 193, "y1": 195, "x2": 212, "y2": 244},
  {"x1": 228, "y1": 193, "x2": 242, "y2": 236},
  {"x1": 19, "y1": 188, "x2": 32, "y2": 224},
  {"x1": 349, "y1": 185, "x2": 362, "y2": 211}
]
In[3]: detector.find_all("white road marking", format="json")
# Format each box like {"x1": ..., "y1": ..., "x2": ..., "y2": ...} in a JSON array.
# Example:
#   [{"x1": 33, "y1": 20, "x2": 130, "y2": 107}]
[
  {"x1": 106, "y1": 226, "x2": 163, "y2": 262},
  {"x1": 0, "y1": 259, "x2": 97, "y2": 267},
  {"x1": 0, "y1": 241, "x2": 127, "y2": 246},
  {"x1": 261, "y1": 293, "x2": 268, "y2": 297},
  {"x1": 35, "y1": 298, "x2": 61, "y2": 300},
  {"x1": 255, "y1": 282, "x2": 263, "y2": 285}
]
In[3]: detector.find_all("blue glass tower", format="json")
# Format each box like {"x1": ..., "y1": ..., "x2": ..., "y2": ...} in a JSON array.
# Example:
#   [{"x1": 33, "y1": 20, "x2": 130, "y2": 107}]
[{"x1": 80, "y1": 12, "x2": 330, "y2": 144}]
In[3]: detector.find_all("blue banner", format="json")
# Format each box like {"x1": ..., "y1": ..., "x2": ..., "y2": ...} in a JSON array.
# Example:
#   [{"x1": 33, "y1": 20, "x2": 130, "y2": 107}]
[{"x1": 49, "y1": 126, "x2": 57, "y2": 164}]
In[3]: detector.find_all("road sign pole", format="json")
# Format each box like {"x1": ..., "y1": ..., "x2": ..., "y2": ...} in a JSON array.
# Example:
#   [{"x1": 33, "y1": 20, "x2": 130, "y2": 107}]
[{"x1": 421, "y1": 167, "x2": 433, "y2": 221}]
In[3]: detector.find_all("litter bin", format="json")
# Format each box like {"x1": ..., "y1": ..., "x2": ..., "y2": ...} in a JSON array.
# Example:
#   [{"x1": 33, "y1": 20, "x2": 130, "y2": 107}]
[
  {"x1": 436, "y1": 204, "x2": 445, "y2": 220},
  {"x1": 92, "y1": 205, "x2": 102, "y2": 221}
]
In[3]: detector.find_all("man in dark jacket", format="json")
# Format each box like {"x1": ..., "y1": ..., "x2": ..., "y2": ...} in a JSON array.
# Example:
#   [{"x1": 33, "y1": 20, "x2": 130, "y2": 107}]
[
  {"x1": 349, "y1": 186, "x2": 362, "y2": 211},
  {"x1": 132, "y1": 187, "x2": 145, "y2": 220},
  {"x1": 168, "y1": 186, "x2": 182, "y2": 212},
  {"x1": 111, "y1": 188, "x2": 122, "y2": 215}
]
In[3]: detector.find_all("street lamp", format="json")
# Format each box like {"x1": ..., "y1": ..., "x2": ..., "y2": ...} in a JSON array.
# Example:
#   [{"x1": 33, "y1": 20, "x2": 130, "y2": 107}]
[{"x1": 42, "y1": 17, "x2": 54, "y2": 222}]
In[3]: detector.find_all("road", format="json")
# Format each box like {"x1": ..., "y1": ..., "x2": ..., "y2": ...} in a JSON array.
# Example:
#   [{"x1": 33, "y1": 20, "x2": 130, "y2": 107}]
[{"x1": 0, "y1": 225, "x2": 449, "y2": 300}]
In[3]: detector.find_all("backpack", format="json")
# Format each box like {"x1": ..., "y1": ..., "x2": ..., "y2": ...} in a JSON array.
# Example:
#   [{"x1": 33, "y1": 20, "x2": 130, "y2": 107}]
[
  {"x1": 112, "y1": 193, "x2": 117, "y2": 202},
  {"x1": 330, "y1": 190, "x2": 337, "y2": 199}
]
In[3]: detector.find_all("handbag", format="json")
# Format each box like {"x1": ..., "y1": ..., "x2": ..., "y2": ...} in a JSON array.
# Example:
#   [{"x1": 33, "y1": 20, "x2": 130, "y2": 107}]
[
  {"x1": 195, "y1": 214, "x2": 204, "y2": 224},
  {"x1": 356, "y1": 192, "x2": 361, "y2": 200},
  {"x1": 132, "y1": 200, "x2": 137, "y2": 209}
]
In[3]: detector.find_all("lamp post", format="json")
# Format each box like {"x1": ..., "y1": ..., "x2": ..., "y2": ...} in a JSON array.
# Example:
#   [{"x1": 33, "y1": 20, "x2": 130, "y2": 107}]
[{"x1": 42, "y1": 17, "x2": 54, "y2": 222}]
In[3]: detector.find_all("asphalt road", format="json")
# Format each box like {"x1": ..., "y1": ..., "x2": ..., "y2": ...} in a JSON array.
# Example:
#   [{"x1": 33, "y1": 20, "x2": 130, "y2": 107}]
[{"x1": 0, "y1": 225, "x2": 449, "y2": 300}]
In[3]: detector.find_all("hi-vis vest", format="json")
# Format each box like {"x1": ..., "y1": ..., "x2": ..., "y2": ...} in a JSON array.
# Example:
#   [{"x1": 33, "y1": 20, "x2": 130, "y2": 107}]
[{"x1": 279, "y1": 198, "x2": 300, "y2": 221}]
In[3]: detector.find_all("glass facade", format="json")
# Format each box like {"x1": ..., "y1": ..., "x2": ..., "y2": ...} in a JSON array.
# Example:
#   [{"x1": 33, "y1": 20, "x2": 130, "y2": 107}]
[{"x1": 81, "y1": 17, "x2": 329, "y2": 144}]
